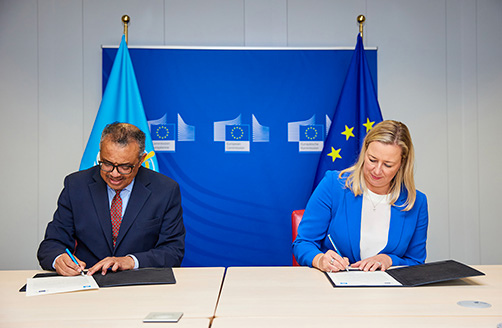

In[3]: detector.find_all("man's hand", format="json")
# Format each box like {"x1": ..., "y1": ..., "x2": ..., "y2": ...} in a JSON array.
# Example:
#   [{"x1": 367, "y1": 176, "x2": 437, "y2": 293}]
[
  {"x1": 87, "y1": 256, "x2": 135, "y2": 276},
  {"x1": 54, "y1": 253, "x2": 86, "y2": 276}
]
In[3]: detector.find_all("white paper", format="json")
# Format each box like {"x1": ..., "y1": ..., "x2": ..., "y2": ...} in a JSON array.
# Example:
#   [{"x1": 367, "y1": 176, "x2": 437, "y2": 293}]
[
  {"x1": 26, "y1": 275, "x2": 99, "y2": 296},
  {"x1": 327, "y1": 270, "x2": 402, "y2": 286}
]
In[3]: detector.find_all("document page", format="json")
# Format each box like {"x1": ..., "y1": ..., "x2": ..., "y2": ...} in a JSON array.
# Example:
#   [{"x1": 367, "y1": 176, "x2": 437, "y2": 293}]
[
  {"x1": 327, "y1": 270, "x2": 402, "y2": 287},
  {"x1": 26, "y1": 275, "x2": 99, "y2": 296}
]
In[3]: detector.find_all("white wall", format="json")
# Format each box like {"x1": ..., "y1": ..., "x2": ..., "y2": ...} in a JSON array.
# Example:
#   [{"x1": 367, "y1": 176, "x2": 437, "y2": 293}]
[{"x1": 1, "y1": 0, "x2": 500, "y2": 269}]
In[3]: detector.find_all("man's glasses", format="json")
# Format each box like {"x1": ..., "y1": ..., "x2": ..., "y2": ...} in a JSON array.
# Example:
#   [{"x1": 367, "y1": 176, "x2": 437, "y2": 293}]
[{"x1": 98, "y1": 161, "x2": 135, "y2": 175}]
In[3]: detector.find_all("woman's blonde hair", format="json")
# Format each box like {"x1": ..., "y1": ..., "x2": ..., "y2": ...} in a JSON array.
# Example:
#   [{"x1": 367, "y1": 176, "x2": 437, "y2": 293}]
[{"x1": 340, "y1": 120, "x2": 416, "y2": 211}]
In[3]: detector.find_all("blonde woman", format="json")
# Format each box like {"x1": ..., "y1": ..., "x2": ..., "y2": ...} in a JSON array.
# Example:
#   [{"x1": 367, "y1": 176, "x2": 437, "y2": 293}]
[{"x1": 293, "y1": 120, "x2": 428, "y2": 272}]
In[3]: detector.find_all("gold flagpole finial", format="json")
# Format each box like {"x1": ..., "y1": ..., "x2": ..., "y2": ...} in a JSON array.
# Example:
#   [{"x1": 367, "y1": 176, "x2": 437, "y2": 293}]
[
  {"x1": 122, "y1": 15, "x2": 130, "y2": 44},
  {"x1": 357, "y1": 15, "x2": 365, "y2": 41}
]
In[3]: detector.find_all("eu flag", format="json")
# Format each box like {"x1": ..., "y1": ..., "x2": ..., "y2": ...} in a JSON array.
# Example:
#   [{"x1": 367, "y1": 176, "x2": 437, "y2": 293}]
[
  {"x1": 313, "y1": 34, "x2": 383, "y2": 188},
  {"x1": 79, "y1": 35, "x2": 158, "y2": 172}
]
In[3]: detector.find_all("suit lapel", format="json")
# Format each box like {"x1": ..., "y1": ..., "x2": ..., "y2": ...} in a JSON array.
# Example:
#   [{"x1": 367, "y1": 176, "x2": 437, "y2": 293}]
[
  {"x1": 382, "y1": 192, "x2": 408, "y2": 254},
  {"x1": 89, "y1": 170, "x2": 114, "y2": 253},
  {"x1": 345, "y1": 190, "x2": 362, "y2": 262},
  {"x1": 115, "y1": 168, "x2": 152, "y2": 249}
]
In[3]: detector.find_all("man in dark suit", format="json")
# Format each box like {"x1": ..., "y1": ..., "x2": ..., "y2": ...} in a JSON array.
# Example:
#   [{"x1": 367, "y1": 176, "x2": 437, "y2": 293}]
[{"x1": 37, "y1": 122, "x2": 185, "y2": 276}]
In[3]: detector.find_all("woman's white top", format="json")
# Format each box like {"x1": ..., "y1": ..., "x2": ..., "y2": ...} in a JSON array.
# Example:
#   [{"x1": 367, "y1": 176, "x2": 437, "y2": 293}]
[{"x1": 360, "y1": 189, "x2": 391, "y2": 260}]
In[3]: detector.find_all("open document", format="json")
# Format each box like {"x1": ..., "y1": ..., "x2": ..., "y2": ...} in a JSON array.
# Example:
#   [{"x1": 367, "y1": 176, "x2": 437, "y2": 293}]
[
  {"x1": 26, "y1": 275, "x2": 99, "y2": 296},
  {"x1": 327, "y1": 270, "x2": 402, "y2": 286},
  {"x1": 20, "y1": 267, "x2": 176, "y2": 293},
  {"x1": 326, "y1": 260, "x2": 485, "y2": 287}
]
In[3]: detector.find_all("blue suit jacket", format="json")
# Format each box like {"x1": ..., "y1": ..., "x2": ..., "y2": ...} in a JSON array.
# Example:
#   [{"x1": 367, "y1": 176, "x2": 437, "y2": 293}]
[
  {"x1": 37, "y1": 166, "x2": 185, "y2": 270},
  {"x1": 293, "y1": 171, "x2": 428, "y2": 267}
]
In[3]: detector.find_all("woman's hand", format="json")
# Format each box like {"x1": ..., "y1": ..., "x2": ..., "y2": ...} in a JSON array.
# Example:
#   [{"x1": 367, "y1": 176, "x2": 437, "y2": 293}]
[
  {"x1": 352, "y1": 254, "x2": 392, "y2": 271},
  {"x1": 312, "y1": 250, "x2": 349, "y2": 272}
]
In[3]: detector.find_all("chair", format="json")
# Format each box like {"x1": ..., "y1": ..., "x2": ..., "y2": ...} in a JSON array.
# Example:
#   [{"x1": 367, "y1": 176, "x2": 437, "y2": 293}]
[{"x1": 291, "y1": 209, "x2": 305, "y2": 266}]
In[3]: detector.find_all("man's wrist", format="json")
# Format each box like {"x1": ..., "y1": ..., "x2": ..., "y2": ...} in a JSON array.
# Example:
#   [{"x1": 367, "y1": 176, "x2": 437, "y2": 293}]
[
  {"x1": 127, "y1": 254, "x2": 139, "y2": 269},
  {"x1": 52, "y1": 253, "x2": 64, "y2": 270}
]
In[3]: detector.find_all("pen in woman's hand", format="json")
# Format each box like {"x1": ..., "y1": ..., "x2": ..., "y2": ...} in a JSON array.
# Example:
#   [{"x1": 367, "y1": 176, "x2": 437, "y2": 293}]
[{"x1": 327, "y1": 234, "x2": 349, "y2": 272}]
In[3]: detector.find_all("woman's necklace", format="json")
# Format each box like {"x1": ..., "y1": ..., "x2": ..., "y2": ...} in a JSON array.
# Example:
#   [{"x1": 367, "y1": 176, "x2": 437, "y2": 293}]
[{"x1": 366, "y1": 191, "x2": 387, "y2": 211}]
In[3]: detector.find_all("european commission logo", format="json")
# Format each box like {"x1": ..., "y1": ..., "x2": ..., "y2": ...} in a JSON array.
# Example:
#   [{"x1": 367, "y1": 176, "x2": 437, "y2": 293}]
[
  {"x1": 149, "y1": 114, "x2": 195, "y2": 153},
  {"x1": 214, "y1": 114, "x2": 269, "y2": 153},
  {"x1": 151, "y1": 124, "x2": 176, "y2": 152},
  {"x1": 287, "y1": 115, "x2": 327, "y2": 152},
  {"x1": 299, "y1": 125, "x2": 324, "y2": 152},
  {"x1": 225, "y1": 125, "x2": 250, "y2": 152}
]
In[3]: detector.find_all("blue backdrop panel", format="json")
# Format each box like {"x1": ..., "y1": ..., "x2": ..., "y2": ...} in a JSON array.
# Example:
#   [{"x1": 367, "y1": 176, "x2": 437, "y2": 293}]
[{"x1": 102, "y1": 47, "x2": 377, "y2": 267}]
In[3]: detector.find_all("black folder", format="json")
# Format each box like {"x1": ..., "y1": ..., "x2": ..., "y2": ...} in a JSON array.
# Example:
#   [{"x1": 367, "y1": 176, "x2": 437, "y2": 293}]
[
  {"x1": 20, "y1": 267, "x2": 176, "y2": 292},
  {"x1": 326, "y1": 259, "x2": 485, "y2": 287}
]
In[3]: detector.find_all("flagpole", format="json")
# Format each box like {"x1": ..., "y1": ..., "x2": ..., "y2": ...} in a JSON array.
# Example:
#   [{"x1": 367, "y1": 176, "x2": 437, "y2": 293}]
[
  {"x1": 122, "y1": 15, "x2": 130, "y2": 44},
  {"x1": 357, "y1": 15, "x2": 365, "y2": 41}
]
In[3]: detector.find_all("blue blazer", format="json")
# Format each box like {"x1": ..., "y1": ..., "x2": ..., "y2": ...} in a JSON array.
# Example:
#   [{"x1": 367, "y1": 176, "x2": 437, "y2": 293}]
[
  {"x1": 293, "y1": 171, "x2": 428, "y2": 267},
  {"x1": 37, "y1": 166, "x2": 186, "y2": 270}
]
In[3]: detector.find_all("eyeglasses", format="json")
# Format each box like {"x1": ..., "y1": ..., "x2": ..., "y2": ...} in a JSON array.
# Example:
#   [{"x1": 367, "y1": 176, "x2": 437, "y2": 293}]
[{"x1": 98, "y1": 161, "x2": 136, "y2": 175}]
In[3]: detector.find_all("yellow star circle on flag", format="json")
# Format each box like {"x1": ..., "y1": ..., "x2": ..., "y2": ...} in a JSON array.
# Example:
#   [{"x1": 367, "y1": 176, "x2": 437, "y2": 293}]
[
  {"x1": 363, "y1": 118, "x2": 375, "y2": 133},
  {"x1": 341, "y1": 125, "x2": 355, "y2": 141},
  {"x1": 327, "y1": 147, "x2": 342, "y2": 162}
]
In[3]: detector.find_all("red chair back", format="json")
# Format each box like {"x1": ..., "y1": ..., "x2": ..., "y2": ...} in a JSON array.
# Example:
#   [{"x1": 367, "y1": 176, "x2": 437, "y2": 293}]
[{"x1": 291, "y1": 209, "x2": 305, "y2": 266}]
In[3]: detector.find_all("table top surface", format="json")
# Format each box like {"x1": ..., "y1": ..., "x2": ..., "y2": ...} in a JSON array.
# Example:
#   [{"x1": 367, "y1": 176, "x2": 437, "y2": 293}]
[
  {"x1": 1, "y1": 265, "x2": 501, "y2": 327},
  {"x1": 0, "y1": 267, "x2": 225, "y2": 326},
  {"x1": 211, "y1": 316, "x2": 502, "y2": 328},
  {"x1": 1, "y1": 318, "x2": 211, "y2": 328},
  {"x1": 215, "y1": 265, "x2": 502, "y2": 318}
]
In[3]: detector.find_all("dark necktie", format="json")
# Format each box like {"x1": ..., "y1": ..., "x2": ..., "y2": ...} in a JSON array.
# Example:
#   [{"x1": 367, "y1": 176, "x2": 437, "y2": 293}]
[{"x1": 110, "y1": 189, "x2": 122, "y2": 247}]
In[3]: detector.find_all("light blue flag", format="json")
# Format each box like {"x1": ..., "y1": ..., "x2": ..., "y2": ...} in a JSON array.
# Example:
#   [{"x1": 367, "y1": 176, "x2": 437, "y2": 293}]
[
  {"x1": 80, "y1": 35, "x2": 158, "y2": 172},
  {"x1": 313, "y1": 33, "x2": 383, "y2": 189}
]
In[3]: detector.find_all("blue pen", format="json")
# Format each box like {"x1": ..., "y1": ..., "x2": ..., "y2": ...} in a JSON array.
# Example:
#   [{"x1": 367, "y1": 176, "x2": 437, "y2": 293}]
[
  {"x1": 65, "y1": 248, "x2": 85, "y2": 275},
  {"x1": 327, "y1": 234, "x2": 349, "y2": 271}
]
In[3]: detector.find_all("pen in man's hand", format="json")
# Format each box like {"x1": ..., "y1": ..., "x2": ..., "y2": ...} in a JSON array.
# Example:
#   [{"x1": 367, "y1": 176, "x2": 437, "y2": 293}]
[
  {"x1": 65, "y1": 248, "x2": 85, "y2": 276},
  {"x1": 327, "y1": 234, "x2": 349, "y2": 272}
]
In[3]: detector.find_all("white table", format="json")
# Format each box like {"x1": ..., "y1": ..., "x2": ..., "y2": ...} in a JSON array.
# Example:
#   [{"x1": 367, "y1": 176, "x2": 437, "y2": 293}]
[
  {"x1": 212, "y1": 316, "x2": 502, "y2": 328},
  {"x1": 0, "y1": 267, "x2": 225, "y2": 327},
  {"x1": 2, "y1": 265, "x2": 501, "y2": 327},
  {"x1": 214, "y1": 265, "x2": 502, "y2": 326}
]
